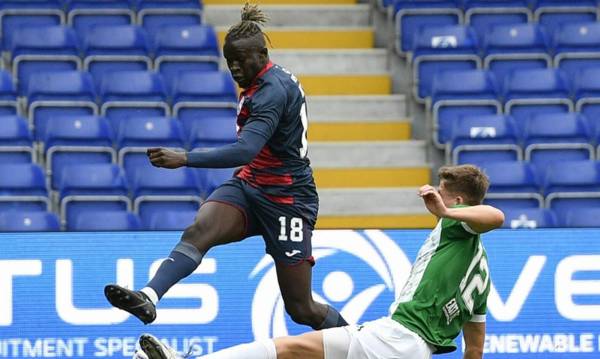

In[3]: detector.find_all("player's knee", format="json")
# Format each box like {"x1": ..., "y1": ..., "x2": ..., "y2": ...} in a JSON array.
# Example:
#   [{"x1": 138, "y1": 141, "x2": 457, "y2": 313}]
[
  {"x1": 181, "y1": 220, "x2": 213, "y2": 248},
  {"x1": 285, "y1": 302, "x2": 316, "y2": 326}
]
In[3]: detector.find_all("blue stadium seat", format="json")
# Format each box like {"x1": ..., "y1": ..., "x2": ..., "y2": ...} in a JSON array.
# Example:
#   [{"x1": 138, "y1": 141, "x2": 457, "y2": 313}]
[
  {"x1": 573, "y1": 67, "x2": 600, "y2": 129},
  {"x1": 553, "y1": 22, "x2": 600, "y2": 80},
  {"x1": 0, "y1": 115, "x2": 34, "y2": 163},
  {"x1": 116, "y1": 116, "x2": 184, "y2": 149},
  {"x1": 43, "y1": 116, "x2": 116, "y2": 190},
  {"x1": 533, "y1": 0, "x2": 598, "y2": 36},
  {"x1": 411, "y1": 25, "x2": 481, "y2": 102},
  {"x1": 137, "y1": 0, "x2": 202, "y2": 38},
  {"x1": 66, "y1": 0, "x2": 135, "y2": 34},
  {"x1": 482, "y1": 24, "x2": 552, "y2": 84},
  {"x1": 131, "y1": 166, "x2": 199, "y2": 197},
  {"x1": 482, "y1": 161, "x2": 544, "y2": 209},
  {"x1": 502, "y1": 208, "x2": 557, "y2": 228},
  {"x1": 0, "y1": 210, "x2": 60, "y2": 232},
  {"x1": 171, "y1": 71, "x2": 238, "y2": 128},
  {"x1": 0, "y1": 4, "x2": 64, "y2": 50},
  {"x1": 189, "y1": 118, "x2": 237, "y2": 149},
  {"x1": 448, "y1": 114, "x2": 521, "y2": 165},
  {"x1": 146, "y1": 209, "x2": 196, "y2": 230},
  {"x1": 9, "y1": 26, "x2": 81, "y2": 96},
  {"x1": 26, "y1": 71, "x2": 98, "y2": 140},
  {"x1": 197, "y1": 168, "x2": 234, "y2": 196},
  {"x1": 463, "y1": 0, "x2": 531, "y2": 36},
  {"x1": 503, "y1": 68, "x2": 573, "y2": 124},
  {"x1": 154, "y1": 25, "x2": 220, "y2": 83},
  {"x1": 58, "y1": 163, "x2": 130, "y2": 228},
  {"x1": 544, "y1": 160, "x2": 600, "y2": 221},
  {"x1": 82, "y1": 25, "x2": 152, "y2": 80},
  {"x1": 562, "y1": 207, "x2": 600, "y2": 227},
  {"x1": 523, "y1": 113, "x2": 594, "y2": 171},
  {"x1": 430, "y1": 69, "x2": 501, "y2": 147},
  {"x1": 130, "y1": 165, "x2": 202, "y2": 226},
  {"x1": 0, "y1": 70, "x2": 18, "y2": 116},
  {"x1": 69, "y1": 210, "x2": 142, "y2": 231},
  {"x1": 99, "y1": 71, "x2": 170, "y2": 131},
  {"x1": 0, "y1": 163, "x2": 50, "y2": 211},
  {"x1": 393, "y1": 0, "x2": 462, "y2": 55}
]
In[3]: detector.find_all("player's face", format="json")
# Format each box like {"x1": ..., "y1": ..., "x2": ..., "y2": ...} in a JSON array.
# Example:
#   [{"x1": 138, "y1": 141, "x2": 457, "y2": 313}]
[
  {"x1": 223, "y1": 38, "x2": 268, "y2": 89},
  {"x1": 438, "y1": 181, "x2": 463, "y2": 207}
]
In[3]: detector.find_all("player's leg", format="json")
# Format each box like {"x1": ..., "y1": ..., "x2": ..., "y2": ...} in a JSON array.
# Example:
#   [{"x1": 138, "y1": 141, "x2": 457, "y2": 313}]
[
  {"x1": 275, "y1": 261, "x2": 347, "y2": 329},
  {"x1": 137, "y1": 329, "x2": 348, "y2": 359},
  {"x1": 105, "y1": 180, "x2": 252, "y2": 324}
]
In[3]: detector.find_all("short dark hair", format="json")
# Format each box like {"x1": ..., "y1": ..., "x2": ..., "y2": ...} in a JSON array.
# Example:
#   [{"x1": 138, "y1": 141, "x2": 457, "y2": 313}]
[
  {"x1": 225, "y1": 2, "x2": 269, "y2": 47},
  {"x1": 438, "y1": 164, "x2": 490, "y2": 205}
]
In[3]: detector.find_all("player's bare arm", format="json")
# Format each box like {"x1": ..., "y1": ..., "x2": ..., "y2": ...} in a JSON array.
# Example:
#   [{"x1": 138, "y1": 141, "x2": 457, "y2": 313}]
[
  {"x1": 418, "y1": 184, "x2": 504, "y2": 233},
  {"x1": 147, "y1": 148, "x2": 187, "y2": 169},
  {"x1": 463, "y1": 321, "x2": 485, "y2": 359}
]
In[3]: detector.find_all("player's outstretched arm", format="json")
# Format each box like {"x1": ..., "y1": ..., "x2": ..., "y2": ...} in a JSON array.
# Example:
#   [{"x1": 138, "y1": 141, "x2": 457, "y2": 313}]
[
  {"x1": 462, "y1": 321, "x2": 485, "y2": 359},
  {"x1": 419, "y1": 185, "x2": 504, "y2": 233},
  {"x1": 147, "y1": 127, "x2": 269, "y2": 169}
]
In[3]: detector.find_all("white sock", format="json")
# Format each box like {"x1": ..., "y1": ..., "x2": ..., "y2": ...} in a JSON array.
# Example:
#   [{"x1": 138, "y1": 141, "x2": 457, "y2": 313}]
[
  {"x1": 198, "y1": 340, "x2": 276, "y2": 359},
  {"x1": 140, "y1": 287, "x2": 159, "y2": 305}
]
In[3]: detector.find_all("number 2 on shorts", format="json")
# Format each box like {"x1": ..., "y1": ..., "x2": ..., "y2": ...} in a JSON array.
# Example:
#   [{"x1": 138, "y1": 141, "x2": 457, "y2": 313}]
[{"x1": 278, "y1": 216, "x2": 303, "y2": 242}]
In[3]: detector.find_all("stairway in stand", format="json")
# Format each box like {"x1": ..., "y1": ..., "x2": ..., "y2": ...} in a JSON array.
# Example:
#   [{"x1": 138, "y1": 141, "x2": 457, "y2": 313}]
[{"x1": 204, "y1": 0, "x2": 435, "y2": 229}]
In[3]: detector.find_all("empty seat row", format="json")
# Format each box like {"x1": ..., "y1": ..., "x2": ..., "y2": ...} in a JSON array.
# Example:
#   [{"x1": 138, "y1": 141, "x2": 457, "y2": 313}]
[
  {"x1": 430, "y1": 68, "x2": 600, "y2": 147},
  {"x1": 387, "y1": 0, "x2": 600, "y2": 54},
  {"x1": 481, "y1": 160, "x2": 600, "y2": 221},
  {"x1": 0, "y1": 69, "x2": 238, "y2": 136},
  {"x1": 0, "y1": 162, "x2": 231, "y2": 229},
  {"x1": 501, "y1": 206, "x2": 600, "y2": 228},
  {"x1": 0, "y1": 208, "x2": 198, "y2": 231},
  {"x1": 447, "y1": 112, "x2": 600, "y2": 166},
  {"x1": 411, "y1": 23, "x2": 600, "y2": 101},
  {"x1": 0, "y1": 0, "x2": 202, "y2": 48},
  {"x1": 4, "y1": 24, "x2": 220, "y2": 94}
]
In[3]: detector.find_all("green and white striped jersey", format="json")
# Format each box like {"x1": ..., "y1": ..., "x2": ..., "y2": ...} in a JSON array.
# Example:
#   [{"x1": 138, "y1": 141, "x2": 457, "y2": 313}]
[{"x1": 390, "y1": 210, "x2": 490, "y2": 354}]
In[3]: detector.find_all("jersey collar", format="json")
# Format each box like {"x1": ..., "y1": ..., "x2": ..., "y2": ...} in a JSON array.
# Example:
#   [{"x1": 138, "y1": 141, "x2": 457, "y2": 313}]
[{"x1": 242, "y1": 61, "x2": 274, "y2": 95}]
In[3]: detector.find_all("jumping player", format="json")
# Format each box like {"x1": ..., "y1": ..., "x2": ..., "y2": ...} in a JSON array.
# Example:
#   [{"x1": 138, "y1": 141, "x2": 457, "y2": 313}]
[
  {"x1": 134, "y1": 165, "x2": 504, "y2": 359},
  {"x1": 104, "y1": 3, "x2": 348, "y2": 330}
]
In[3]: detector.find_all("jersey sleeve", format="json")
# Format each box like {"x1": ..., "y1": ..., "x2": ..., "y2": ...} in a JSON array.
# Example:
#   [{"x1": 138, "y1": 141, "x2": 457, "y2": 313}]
[
  {"x1": 469, "y1": 299, "x2": 487, "y2": 323},
  {"x1": 441, "y1": 218, "x2": 478, "y2": 241},
  {"x1": 244, "y1": 81, "x2": 287, "y2": 141}
]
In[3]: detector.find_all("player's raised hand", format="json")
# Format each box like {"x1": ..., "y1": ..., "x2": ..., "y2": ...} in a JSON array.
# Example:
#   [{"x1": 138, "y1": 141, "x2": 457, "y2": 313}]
[
  {"x1": 147, "y1": 148, "x2": 187, "y2": 169},
  {"x1": 418, "y1": 184, "x2": 448, "y2": 218}
]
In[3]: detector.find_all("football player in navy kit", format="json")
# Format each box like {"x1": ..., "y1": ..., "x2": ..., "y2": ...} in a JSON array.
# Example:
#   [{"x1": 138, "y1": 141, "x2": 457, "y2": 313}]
[{"x1": 104, "y1": 3, "x2": 348, "y2": 331}]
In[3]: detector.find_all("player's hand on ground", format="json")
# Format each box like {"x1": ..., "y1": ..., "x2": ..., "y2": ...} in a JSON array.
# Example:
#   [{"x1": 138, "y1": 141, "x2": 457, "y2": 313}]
[
  {"x1": 147, "y1": 148, "x2": 187, "y2": 169},
  {"x1": 418, "y1": 184, "x2": 448, "y2": 218}
]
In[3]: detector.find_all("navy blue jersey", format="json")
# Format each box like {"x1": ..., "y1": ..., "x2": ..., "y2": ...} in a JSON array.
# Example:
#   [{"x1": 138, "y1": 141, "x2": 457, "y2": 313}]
[{"x1": 236, "y1": 61, "x2": 317, "y2": 204}]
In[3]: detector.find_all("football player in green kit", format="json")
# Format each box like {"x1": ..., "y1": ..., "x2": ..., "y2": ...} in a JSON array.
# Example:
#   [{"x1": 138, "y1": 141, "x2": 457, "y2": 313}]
[{"x1": 135, "y1": 164, "x2": 504, "y2": 359}]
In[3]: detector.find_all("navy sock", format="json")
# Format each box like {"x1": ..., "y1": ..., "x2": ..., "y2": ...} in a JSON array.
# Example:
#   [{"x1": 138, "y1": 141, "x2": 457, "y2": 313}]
[
  {"x1": 146, "y1": 241, "x2": 203, "y2": 300},
  {"x1": 316, "y1": 305, "x2": 349, "y2": 329}
]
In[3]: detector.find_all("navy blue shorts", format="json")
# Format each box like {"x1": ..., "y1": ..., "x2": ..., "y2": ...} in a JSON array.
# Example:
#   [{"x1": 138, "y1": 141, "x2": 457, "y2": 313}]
[{"x1": 204, "y1": 177, "x2": 318, "y2": 265}]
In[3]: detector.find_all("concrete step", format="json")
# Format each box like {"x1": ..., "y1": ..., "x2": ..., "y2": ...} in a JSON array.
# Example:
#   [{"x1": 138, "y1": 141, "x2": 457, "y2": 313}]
[
  {"x1": 308, "y1": 95, "x2": 407, "y2": 121},
  {"x1": 318, "y1": 188, "x2": 428, "y2": 215},
  {"x1": 205, "y1": 0, "x2": 357, "y2": 4},
  {"x1": 310, "y1": 141, "x2": 427, "y2": 168},
  {"x1": 309, "y1": 121, "x2": 411, "y2": 141},
  {"x1": 267, "y1": 49, "x2": 387, "y2": 75},
  {"x1": 216, "y1": 27, "x2": 374, "y2": 49},
  {"x1": 317, "y1": 188, "x2": 436, "y2": 229},
  {"x1": 204, "y1": 4, "x2": 370, "y2": 27}
]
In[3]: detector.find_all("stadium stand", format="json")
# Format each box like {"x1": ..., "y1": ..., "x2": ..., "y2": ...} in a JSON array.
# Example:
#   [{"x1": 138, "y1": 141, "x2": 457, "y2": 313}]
[
  {"x1": 69, "y1": 209, "x2": 141, "y2": 231},
  {"x1": 2, "y1": 0, "x2": 598, "y2": 230}
]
